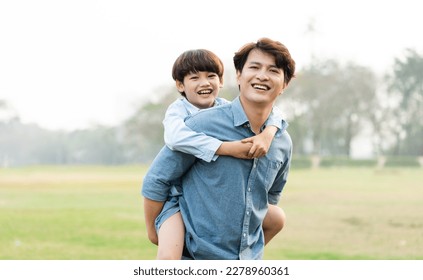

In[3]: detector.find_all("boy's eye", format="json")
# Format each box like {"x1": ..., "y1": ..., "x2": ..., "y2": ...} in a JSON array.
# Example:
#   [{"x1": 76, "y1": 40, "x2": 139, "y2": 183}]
[{"x1": 208, "y1": 74, "x2": 218, "y2": 78}]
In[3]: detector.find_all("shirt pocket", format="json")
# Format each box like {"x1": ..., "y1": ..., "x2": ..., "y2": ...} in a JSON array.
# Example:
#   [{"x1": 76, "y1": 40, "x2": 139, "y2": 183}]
[{"x1": 263, "y1": 160, "x2": 282, "y2": 191}]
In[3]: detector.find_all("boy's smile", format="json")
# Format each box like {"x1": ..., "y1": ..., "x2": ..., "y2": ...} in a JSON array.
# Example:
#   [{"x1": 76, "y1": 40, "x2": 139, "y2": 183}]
[
  {"x1": 176, "y1": 71, "x2": 223, "y2": 109},
  {"x1": 197, "y1": 89, "x2": 213, "y2": 95}
]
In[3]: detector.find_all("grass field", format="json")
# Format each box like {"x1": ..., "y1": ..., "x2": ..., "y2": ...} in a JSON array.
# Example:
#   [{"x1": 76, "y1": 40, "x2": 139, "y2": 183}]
[{"x1": 0, "y1": 165, "x2": 422, "y2": 260}]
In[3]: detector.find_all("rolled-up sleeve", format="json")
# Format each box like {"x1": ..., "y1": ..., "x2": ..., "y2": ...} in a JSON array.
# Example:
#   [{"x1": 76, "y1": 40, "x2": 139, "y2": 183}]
[
  {"x1": 141, "y1": 146, "x2": 196, "y2": 201},
  {"x1": 268, "y1": 134, "x2": 292, "y2": 205}
]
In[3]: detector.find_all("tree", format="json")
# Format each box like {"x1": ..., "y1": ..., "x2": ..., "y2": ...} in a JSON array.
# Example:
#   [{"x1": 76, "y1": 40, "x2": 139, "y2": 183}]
[
  {"x1": 385, "y1": 49, "x2": 423, "y2": 156},
  {"x1": 122, "y1": 85, "x2": 179, "y2": 162},
  {"x1": 281, "y1": 59, "x2": 378, "y2": 156}
]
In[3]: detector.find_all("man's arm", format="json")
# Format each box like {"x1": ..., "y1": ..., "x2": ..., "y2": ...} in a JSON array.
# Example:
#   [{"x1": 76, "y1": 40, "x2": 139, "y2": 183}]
[
  {"x1": 141, "y1": 146, "x2": 196, "y2": 244},
  {"x1": 144, "y1": 197, "x2": 164, "y2": 245},
  {"x1": 268, "y1": 141, "x2": 292, "y2": 205},
  {"x1": 143, "y1": 198, "x2": 164, "y2": 245}
]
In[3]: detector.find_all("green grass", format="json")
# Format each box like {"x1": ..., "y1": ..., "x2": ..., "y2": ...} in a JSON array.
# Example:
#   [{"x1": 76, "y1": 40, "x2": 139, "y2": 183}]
[
  {"x1": 0, "y1": 165, "x2": 154, "y2": 259},
  {"x1": 0, "y1": 165, "x2": 422, "y2": 259},
  {"x1": 267, "y1": 168, "x2": 423, "y2": 260}
]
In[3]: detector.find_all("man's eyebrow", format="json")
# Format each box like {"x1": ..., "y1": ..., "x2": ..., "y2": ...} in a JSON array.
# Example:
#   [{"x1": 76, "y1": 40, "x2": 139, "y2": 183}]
[
  {"x1": 248, "y1": 61, "x2": 278, "y2": 68},
  {"x1": 248, "y1": 61, "x2": 261, "y2": 65}
]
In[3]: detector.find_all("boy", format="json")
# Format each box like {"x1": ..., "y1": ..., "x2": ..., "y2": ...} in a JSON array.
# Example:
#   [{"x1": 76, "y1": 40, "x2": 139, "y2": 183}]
[{"x1": 146, "y1": 49, "x2": 286, "y2": 259}]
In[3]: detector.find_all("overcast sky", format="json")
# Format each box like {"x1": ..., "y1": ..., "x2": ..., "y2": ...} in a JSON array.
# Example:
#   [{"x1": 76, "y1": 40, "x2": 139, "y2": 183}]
[{"x1": 1, "y1": 0, "x2": 421, "y2": 131}]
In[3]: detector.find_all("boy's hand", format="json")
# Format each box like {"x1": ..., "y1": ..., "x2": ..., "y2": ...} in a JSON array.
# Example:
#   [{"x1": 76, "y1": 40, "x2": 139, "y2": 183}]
[
  {"x1": 242, "y1": 126, "x2": 278, "y2": 158},
  {"x1": 216, "y1": 126, "x2": 278, "y2": 159}
]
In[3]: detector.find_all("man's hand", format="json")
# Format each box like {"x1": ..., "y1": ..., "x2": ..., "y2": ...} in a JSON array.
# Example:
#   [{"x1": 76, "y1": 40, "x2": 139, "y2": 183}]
[{"x1": 143, "y1": 198, "x2": 165, "y2": 245}]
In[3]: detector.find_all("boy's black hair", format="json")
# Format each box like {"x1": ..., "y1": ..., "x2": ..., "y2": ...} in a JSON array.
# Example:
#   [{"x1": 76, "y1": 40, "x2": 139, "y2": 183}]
[{"x1": 172, "y1": 49, "x2": 224, "y2": 83}]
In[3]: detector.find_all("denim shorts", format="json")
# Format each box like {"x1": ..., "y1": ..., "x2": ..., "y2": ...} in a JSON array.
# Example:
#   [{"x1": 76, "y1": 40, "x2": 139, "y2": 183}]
[{"x1": 154, "y1": 186, "x2": 182, "y2": 233}]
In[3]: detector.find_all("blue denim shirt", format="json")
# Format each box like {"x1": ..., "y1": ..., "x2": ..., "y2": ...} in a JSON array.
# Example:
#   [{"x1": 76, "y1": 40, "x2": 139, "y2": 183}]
[{"x1": 142, "y1": 97, "x2": 292, "y2": 259}]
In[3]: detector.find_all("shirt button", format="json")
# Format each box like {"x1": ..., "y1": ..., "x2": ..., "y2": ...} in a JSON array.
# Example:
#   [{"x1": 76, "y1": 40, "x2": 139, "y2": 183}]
[
  {"x1": 248, "y1": 188, "x2": 251, "y2": 192},
  {"x1": 243, "y1": 233, "x2": 247, "y2": 237},
  {"x1": 246, "y1": 211, "x2": 250, "y2": 215}
]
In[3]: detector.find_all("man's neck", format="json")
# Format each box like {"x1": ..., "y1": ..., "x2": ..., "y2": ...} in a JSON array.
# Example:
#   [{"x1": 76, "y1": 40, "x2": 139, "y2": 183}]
[{"x1": 239, "y1": 96, "x2": 273, "y2": 135}]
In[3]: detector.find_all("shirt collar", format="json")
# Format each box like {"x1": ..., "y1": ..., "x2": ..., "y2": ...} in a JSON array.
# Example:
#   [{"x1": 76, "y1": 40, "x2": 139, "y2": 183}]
[
  {"x1": 182, "y1": 98, "x2": 202, "y2": 115},
  {"x1": 231, "y1": 96, "x2": 289, "y2": 135},
  {"x1": 231, "y1": 97, "x2": 250, "y2": 127},
  {"x1": 182, "y1": 97, "x2": 220, "y2": 115}
]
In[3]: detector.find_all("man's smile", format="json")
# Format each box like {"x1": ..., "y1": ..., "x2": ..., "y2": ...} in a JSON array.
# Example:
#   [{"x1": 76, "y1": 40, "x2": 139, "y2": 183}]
[{"x1": 252, "y1": 83, "x2": 270, "y2": 91}]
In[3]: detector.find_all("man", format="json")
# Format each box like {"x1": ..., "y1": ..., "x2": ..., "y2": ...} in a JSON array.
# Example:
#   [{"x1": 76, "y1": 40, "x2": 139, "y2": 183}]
[{"x1": 142, "y1": 37, "x2": 296, "y2": 259}]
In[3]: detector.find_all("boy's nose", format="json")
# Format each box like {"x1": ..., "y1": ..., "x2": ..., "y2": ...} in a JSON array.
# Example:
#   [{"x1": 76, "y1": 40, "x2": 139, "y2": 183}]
[{"x1": 199, "y1": 78, "x2": 211, "y2": 85}]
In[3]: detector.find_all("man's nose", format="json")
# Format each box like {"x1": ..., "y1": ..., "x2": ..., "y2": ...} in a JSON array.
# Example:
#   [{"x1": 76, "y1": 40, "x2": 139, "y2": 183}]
[{"x1": 256, "y1": 70, "x2": 269, "y2": 80}]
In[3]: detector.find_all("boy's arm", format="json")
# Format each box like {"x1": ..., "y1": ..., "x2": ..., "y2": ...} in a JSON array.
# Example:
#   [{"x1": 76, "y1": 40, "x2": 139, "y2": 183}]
[
  {"x1": 163, "y1": 101, "x2": 222, "y2": 162},
  {"x1": 215, "y1": 125, "x2": 276, "y2": 159},
  {"x1": 215, "y1": 140, "x2": 253, "y2": 159},
  {"x1": 166, "y1": 99, "x2": 281, "y2": 160}
]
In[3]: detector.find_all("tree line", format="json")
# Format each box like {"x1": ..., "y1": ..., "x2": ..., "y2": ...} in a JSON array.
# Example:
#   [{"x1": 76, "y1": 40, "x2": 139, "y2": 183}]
[{"x1": 1, "y1": 49, "x2": 422, "y2": 166}]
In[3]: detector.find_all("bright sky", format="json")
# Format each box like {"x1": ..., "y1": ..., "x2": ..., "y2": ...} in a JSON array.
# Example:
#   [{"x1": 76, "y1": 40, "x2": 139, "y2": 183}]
[{"x1": 0, "y1": 0, "x2": 421, "y2": 131}]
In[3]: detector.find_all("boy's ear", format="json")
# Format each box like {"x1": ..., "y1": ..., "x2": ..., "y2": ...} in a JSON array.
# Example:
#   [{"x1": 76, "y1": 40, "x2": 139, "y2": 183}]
[{"x1": 176, "y1": 80, "x2": 184, "y2": 93}]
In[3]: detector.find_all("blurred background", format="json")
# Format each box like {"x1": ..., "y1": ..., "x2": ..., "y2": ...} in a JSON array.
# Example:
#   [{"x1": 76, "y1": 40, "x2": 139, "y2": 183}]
[{"x1": 1, "y1": 0, "x2": 422, "y2": 166}]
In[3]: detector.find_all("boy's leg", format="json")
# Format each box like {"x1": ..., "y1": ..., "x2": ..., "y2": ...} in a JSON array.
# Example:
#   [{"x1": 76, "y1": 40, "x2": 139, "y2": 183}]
[
  {"x1": 157, "y1": 211, "x2": 185, "y2": 260},
  {"x1": 263, "y1": 205, "x2": 286, "y2": 245}
]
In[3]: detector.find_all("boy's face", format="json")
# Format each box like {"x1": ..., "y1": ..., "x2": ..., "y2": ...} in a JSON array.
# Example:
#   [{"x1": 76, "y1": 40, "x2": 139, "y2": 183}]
[
  {"x1": 176, "y1": 71, "x2": 223, "y2": 109},
  {"x1": 236, "y1": 49, "x2": 285, "y2": 106}
]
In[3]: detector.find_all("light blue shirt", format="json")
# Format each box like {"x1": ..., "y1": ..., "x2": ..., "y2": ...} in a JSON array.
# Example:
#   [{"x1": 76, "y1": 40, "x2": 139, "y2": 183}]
[
  {"x1": 142, "y1": 97, "x2": 292, "y2": 260},
  {"x1": 163, "y1": 97, "x2": 229, "y2": 162}
]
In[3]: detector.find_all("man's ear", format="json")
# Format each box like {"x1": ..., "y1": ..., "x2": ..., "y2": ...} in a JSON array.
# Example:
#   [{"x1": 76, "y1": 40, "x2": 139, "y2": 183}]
[
  {"x1": 236, "y1": 70, "x2": 241, "y2": 85},
  {"x1": 279, "y1": 84, "x2": 288, "y2": 95},
  {"x1": 176, "y1": 80, "x2": 184, "y2": 93}
]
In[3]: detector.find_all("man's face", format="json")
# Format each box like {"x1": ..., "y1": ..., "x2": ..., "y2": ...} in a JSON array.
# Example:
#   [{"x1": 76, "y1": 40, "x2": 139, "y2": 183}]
[
  {"x1": 176, "y1": 71, "x2": 223, "y2": 109},
  {"x1": 236, "y1": 49, "x2": 285, "y2": 106}
]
